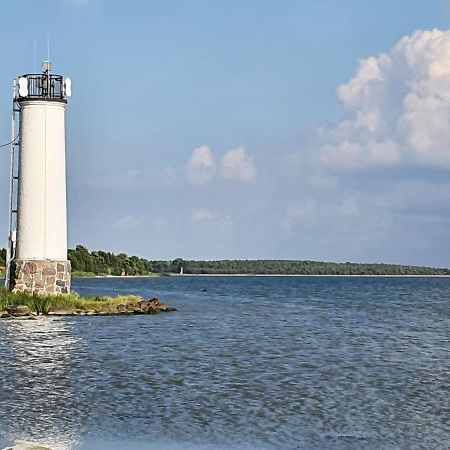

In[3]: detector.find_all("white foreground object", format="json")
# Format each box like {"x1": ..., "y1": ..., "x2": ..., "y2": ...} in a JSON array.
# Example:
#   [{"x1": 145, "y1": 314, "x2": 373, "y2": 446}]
[
  {"x1": 16, "y1": 100, "x2": 68, "y2": 260},
  {"x1": 5, "y1": 62, "x2": 72, "y2": 294}
]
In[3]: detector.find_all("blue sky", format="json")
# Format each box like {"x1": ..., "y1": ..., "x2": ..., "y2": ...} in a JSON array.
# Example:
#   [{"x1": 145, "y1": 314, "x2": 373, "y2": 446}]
[{"x1": 1, "y1": 0, "x2": 450, "y2": 266}]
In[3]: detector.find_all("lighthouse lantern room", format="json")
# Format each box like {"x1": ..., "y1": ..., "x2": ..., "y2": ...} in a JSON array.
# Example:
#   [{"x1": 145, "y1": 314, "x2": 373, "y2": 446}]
[{"x1": 5, "y1": 61, "x2": 72, "y2": 294}]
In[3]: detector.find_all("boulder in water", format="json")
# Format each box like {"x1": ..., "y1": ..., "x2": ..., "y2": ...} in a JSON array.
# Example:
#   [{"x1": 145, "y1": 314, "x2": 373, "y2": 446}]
[{"x1": 6, "y1": 305, "x2": 31, "y2": 317}]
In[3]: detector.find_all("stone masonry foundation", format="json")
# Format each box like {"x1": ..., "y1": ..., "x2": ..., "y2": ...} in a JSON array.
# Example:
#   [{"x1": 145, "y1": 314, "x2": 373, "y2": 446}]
[{"x1": 11, "y1": 260, "x2": 71, "y2": 295}]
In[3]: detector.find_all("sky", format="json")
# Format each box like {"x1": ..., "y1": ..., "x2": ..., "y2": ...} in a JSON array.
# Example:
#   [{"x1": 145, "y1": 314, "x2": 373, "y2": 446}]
[{"x1": 1, "y1": 0, "x2": 450, "y2": 266}]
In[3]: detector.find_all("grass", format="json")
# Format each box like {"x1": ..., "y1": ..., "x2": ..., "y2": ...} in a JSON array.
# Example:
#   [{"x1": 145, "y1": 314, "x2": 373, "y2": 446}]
[
  {"x1": 71, "y1": 271, "x2": 163, "y2": 278},
  {"x1": 0, "y1": 287, "x2": 142, "y2": 315},
  {"x1": 72, "y1": 271, "x2": 98, "y2": 278}
]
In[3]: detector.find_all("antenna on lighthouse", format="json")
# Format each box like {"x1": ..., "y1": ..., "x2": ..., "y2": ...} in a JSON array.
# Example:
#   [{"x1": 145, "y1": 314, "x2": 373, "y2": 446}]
[
  {"x1": 42, "y1": 60, "x2": 52, "y2": 73},
  {"x1": 47, "y1": 35, "x2": 50, "y2": 62}
]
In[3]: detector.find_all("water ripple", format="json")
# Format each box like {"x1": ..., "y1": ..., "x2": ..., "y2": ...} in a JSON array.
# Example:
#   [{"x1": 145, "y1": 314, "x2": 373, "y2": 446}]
[{"x1": 0, "y1": 276, "x2": 449, "y2": 449}]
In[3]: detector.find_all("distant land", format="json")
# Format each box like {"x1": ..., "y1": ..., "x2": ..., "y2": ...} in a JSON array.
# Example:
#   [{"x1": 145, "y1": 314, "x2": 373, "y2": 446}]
[{"x1": 2, "y1": 246, "x2": 448, "y2": 278}]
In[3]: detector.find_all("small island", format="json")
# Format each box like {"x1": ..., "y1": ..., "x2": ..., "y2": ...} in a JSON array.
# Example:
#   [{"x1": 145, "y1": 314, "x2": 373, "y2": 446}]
[
  {"x1": 0, "y1": 288, "x2": 176, "y2": 319},
  {"x1": 64, "y1": 245, "x2": 450, "y2": 276}
]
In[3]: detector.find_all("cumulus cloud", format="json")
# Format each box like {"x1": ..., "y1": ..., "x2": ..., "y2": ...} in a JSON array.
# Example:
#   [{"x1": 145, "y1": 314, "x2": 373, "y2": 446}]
[
  {"x1": 320, "y1": 29, "x2": 450, "y2": 169},
  {"x1": 186, "y1": 145, "x2": 216, "y2": 185},
  {"x1": 186, "y1": 145, "x2": 257, "y2": 184},
  {"x1": 221, "y1": 147, "x2": 257, "y2": 183}
]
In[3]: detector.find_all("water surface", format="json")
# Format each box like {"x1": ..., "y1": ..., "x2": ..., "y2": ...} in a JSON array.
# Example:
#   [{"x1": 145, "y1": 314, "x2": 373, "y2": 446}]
[{"x1": 0, "y1": 276, "x2": 449, "y2": 449}]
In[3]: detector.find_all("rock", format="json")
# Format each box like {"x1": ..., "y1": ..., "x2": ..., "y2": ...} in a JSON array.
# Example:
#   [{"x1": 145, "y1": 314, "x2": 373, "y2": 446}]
[
  {"x1": 47, "y1": 307, "x2": 76, "y2": 316},
  {"x1": 143, "y1": 297, "x2": 177, "y2": 313},
  {"x1": 116, "y1": 304, "x2": 127, "y2": 313},
  {"x1": 126, "y1": 302, "x2": 137, "y2": 311},
  {"x1": 99, "y1": 305, "x2": 120, "y2": 315},
  {"x1": 0, "y1": 311, "x2": 11, "y2": 318},
  {"x1": 142, "y1": 303, "x2": 156, "y2": 314},
  {"x1": 6, "y1": 305, "x2": 31, "y2": 317},
  {"x1": 146, "y1": 298, "x2": 161, "y2": 308}
]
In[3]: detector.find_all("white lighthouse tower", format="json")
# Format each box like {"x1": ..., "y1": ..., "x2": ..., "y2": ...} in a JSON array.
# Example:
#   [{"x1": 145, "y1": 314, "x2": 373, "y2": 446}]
[{"x1": 5, "y1": 61, "x2": 72, "y2": 294}]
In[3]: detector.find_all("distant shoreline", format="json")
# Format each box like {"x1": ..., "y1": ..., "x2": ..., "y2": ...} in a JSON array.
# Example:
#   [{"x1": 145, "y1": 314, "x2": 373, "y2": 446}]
[
  {"x1": 176, "y1": 274, "x2": 450, "y2": 278},
  {"x1": 63, "y1": 246, "x2": 450, "y2": 278},
  {"x1": 92, "y1": 273, "x2": 450, "y2": 278}
]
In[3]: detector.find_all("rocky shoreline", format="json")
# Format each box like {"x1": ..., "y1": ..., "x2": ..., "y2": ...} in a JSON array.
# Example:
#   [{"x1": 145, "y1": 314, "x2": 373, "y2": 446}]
[{"x1": 0, "y1": 297, "x2": 176, "y2": 319}]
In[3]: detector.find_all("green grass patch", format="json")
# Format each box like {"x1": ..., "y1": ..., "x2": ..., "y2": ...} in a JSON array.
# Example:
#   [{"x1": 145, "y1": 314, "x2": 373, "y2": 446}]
[
  {"x1": 72, "y1": 271, "x2": 98, "y2": 278},
  {"x1": 0, "y1": 287, "x2": 141, "y2": 315},
  {"x1": 72, "y1": 272, "x2": 163, "y2": 278}
]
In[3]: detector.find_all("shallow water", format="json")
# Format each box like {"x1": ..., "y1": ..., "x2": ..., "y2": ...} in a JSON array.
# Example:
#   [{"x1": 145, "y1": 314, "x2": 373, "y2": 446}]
[{"x1": 0, "y1": 276, "x2": 449, "y2": 449}]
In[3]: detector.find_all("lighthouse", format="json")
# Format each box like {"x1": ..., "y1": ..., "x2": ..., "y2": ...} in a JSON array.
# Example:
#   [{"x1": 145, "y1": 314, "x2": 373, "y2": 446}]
[{"x1": 5, "y1": 61, "x2": 72, "y2": 294}]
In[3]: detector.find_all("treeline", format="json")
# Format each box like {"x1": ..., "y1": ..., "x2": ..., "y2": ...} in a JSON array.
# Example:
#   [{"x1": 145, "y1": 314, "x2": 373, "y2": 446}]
[
  {"x1": 68, "y1": 245, "x2": 149, "y2": 276},
  {"x1": 0, "y1": 249, "x2": 6, "y2": 269},
  {"x1": 1, "y1": 246, "x2": 449, "y2": 276},
  {"x1": 154, "y1": 258, "x2": 450, "y2": 276}
]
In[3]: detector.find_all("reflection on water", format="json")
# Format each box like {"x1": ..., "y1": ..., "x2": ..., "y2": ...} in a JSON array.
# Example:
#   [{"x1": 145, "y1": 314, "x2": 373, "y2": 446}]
[
  {"x1": 0, "y1": 276, "x2": 449, "y2": 449},
  {"x1": 0, "y1": 317, "x2": 81, "y2": 450}
]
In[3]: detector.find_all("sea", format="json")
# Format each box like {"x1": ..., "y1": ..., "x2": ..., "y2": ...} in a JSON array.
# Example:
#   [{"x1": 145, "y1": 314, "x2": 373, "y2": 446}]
[{"x1": 0, "y1": 276, "x2": 448, "y2": 450}]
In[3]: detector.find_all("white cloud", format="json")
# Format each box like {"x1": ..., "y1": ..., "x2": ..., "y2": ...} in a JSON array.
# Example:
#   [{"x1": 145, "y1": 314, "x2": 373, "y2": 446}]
[
  {"x1": 186, "y1": 145, "x2": 257, "y2": 185},
  {"x1": 221, "y1": 147, "x2": 257, "y2": 183},
  {"x1": 321, "y1": 138, "x2": 401, "y2": 169},
  {"x1": 320, "y1": 29, "x2": 450, "y2": 170},
  {"x1": 191, "y1": 208, "x2": 216, "y2": 223},
  {"x1": 186, "y1": 145, "x2": 216, "y2": 185}
]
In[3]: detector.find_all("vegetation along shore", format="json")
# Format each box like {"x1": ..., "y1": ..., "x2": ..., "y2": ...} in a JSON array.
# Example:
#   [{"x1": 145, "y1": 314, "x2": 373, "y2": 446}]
[
  {"x1": 1, "y1": 245, "x2": 449, "y2": 278},
  {"x1": 0, "y1": 287, "x2": 176, "y2": 318}
]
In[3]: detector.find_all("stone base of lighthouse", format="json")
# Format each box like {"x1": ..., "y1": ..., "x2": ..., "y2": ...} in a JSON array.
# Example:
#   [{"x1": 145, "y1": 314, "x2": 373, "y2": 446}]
[{"x1": 11, "y1": 260, "x2": 71, "y2": 295}]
